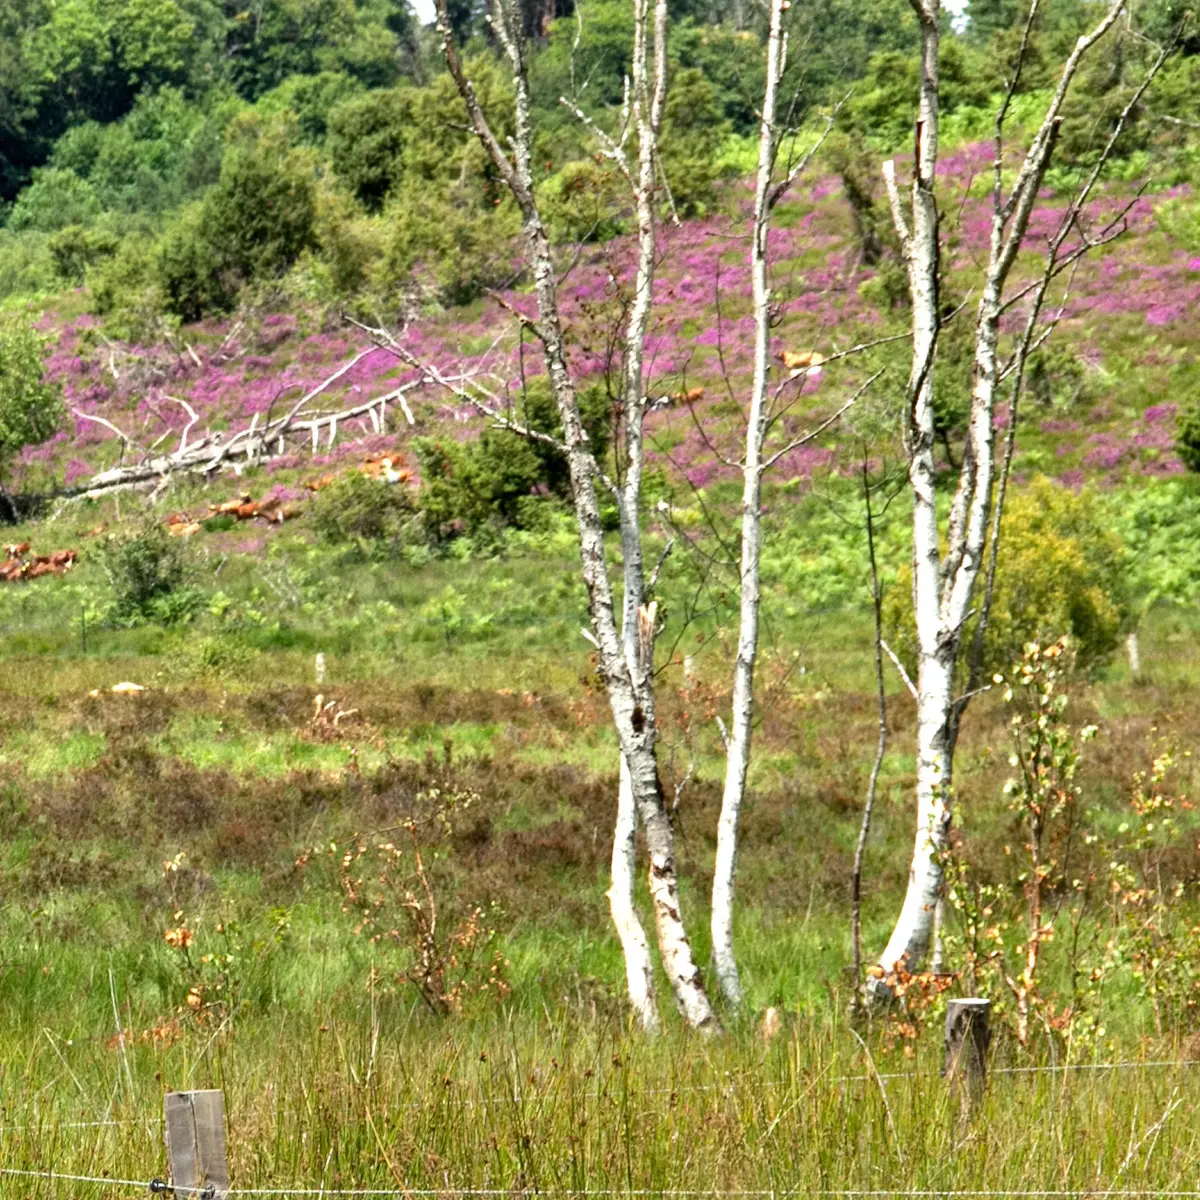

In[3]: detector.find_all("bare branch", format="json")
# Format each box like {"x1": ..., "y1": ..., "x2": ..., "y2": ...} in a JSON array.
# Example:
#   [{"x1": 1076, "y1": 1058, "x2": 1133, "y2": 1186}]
[{"x1": 880, "y1": 639, "x2": 918, "y2": 700}]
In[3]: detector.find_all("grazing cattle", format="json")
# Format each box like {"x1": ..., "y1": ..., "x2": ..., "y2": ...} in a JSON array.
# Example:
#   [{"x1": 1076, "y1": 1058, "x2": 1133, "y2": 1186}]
[
  {"x1": 777, "y1": 349, "x2": 827, "y2": 375},
  {"x1": 673, "y1": 387, "x2": 705, "y2": 404},
  {"x1": 360, "y1": 454, "x2": 411, "y2": 484},
  {"x1": 168, "y1": 521, "x2": 201, "y2": 537},
  {"x1": 5, "y1": 542, "x2": 30, "y2": 559},
  {"x1": 304, "y1": 474, "x2": 338, "y2": 493},
  {"x1": 209, "y1": 493, "x2": 254, "y2": 515}
]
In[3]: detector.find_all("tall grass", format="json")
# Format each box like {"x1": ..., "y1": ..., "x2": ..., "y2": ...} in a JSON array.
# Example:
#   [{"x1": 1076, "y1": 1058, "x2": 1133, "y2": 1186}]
[{"x1": 3, "y1": 1007, "x2": 1199, "y2": 1197}]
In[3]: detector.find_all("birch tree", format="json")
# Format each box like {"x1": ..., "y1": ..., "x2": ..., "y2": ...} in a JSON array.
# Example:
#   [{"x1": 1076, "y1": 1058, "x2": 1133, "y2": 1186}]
[
  {"x1": 873, "y1": 0, "x2": 1172, "y2": 990},
  {"x1": 421, "y1": 0, "x2": 717, "y2": 1031}
]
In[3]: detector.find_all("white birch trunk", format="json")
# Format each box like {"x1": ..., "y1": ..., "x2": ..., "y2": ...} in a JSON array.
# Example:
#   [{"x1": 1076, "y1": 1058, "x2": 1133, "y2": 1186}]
[
  {"x1": 710, "y1": 0, "x2": 787, "y2": 1011},
  {"x1": 436, "y1": 0, "x2": 715, "y2": 1030},
  {"x1": 608, "y1": 755, "x2": 659, "y2": 1030},
  {"x1": 873, "y1": 0, "x2": 1129, "y2": 988},
  {"x1": 874, "y1": 0, "x2": 947, "y2": 981},
  {"x1": 1127, "y1": 630, "x2": 1141, "y2": 675}
]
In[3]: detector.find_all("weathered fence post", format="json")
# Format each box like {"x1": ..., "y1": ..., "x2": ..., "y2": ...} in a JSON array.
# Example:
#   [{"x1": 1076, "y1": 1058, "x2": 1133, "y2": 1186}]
[
  {"x1": 944, "y1": 997, "x2": 991, "y2": 1125},
  {"x1": 164, "y1": 1090, "x2": 230, "y2": 1199}
]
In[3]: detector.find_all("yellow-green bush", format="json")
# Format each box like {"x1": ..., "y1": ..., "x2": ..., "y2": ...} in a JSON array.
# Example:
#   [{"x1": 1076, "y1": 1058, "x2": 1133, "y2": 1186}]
[{"x1": 884, "y1": 477, "x2": 1131, "y2": 677}]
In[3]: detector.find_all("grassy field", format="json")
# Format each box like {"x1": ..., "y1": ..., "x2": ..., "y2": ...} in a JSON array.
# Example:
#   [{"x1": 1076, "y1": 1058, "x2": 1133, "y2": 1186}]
[
  {"x1": 2, "y1": 491, "x2": 1200, "y2": 1195},
  {"x1": 2, "y1": 130, "x2": 1200, "y2": 1196}
]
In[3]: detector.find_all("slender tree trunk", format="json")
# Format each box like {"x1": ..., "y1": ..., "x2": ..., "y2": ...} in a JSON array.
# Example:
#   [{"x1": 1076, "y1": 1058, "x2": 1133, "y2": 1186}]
[
  {"x1": 710, "y1": 0, "x2": 788, "y2": 1012},
  {"x1": 435, "y1": 0, "x2": 715, "y2": 1030},
  {"x1": 608, "y1": 757, "x2": 659, "y2": 1030},
  {"x1": 872, "y1": 0, "x2": 1131, "y2": 991}
]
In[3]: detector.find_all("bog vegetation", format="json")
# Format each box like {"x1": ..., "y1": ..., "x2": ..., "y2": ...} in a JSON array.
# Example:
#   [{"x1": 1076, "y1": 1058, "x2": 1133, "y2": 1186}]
[{"x1": 3, "y1": 0, "x2": 1200, "y2": 1195}]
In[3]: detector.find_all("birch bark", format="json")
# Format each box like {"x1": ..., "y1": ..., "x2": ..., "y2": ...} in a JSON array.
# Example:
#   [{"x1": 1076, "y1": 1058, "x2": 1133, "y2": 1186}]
[
  {"x1": 710, "y1": 0, "x2": 786, "y2": 1011},
  {"x1": 435, "y1": 0, "x2": 715, "y2": 1030},
  {"x1": 874, "y1": 0, "x2": 1130, "y2": 986}
]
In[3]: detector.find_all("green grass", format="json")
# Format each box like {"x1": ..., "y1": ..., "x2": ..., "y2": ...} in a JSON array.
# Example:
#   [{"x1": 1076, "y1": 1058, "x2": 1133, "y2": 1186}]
[{"x1": 1, "y1": 482, "x2": 1200, "y2": 1195}]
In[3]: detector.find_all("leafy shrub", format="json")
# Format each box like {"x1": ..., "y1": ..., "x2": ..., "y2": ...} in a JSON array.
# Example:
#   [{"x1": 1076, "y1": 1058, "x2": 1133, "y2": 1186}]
[
  {"x1": 327, "y1": 87, "x2": 411, "y2": 209},
  {"x1": 539, "y1": 158, "x2": 626, "y2": 243},
  {"x1": 102, "y1": 522, "x2": 199, "y2": 624},
  {"x1": 0, "y1": 317, "x2": 64, "y2": 492},
  {"x1": 157, "y1": 204, "x2": 231, "y2": 321},
  {"x1": 383, "y1": 182, "x2": 520, "y2": 307},
  {"x1": 7, "y1": 168, "x2": 101, "y2": 232},
  {"x1": 154, "y1": 123, "x2": 318, "y2": 319},
  {"x1": 256, "y1": 71, "x2": 364, "y2": 144},
  {"x1": 48, "y1": 224, "x2": 119, "y2": 285},
  {"x1": 1177, "y1": 399, "x2": 1200, "y2": 473},
  {"x1": 202, "y1": 124, "x2": 318, "y2": 284},
  {"x1": 308, "y1": 469, "x2": 415, "y2": 548},
  {"x1": 883, "y1": 477, "x2": 1131, "y2": 676},
  {"x1": 414, "y1": 379, "x2": 610, "y2": 539},
  {"x1": 659, "y1": 69, "x2": 731, "y2": 218}
]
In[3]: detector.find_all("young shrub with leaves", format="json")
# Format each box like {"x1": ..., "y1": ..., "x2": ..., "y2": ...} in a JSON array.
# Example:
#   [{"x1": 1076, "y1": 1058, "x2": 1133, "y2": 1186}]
[
  {"x1": 1108, "y1": 745, "x2": 1200, "y2": 1039},
  {"x1": 884, "y1": 477, "x2": 1131, "y2": 679},
  {"x1": 1177, "y1": 397, "x2": 1200, "y2": 474},
  {"x1": 0, "y1": 316, "x2": 64, "y2": 515},
  {"x1": 943, "y1": 637, "x2": 1099, "y2": 1048},
  {"x1": 102, "y1": 520, "x2": 200, "y2": 624},
  {"x1": 302, "y1": 787, "x2": 509, "y2": 1017},
  {"x1": 414, "y1": 378, "x2": 610, "y2": 539},
  {"x1": 308, "y1": 469, "x2": 416, "y2": 550}
]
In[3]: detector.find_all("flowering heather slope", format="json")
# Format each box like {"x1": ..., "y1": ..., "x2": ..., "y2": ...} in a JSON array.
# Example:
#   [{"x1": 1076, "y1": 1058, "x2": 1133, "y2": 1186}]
[{"x1": 19, "y1": 146, "x2": 1200, "y2": 514}]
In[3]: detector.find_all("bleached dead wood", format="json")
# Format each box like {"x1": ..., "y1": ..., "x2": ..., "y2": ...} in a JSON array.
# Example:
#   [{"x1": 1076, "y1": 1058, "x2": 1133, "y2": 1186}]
[{"x1": 57, "y1": 354, "x2": 427, "y2": 500}]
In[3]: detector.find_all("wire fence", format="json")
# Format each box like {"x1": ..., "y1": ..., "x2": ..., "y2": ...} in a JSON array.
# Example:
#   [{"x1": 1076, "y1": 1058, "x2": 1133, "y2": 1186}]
[
  {"x1": 5, "y1": 1056, "x2": 1198, "y2": 1135},
  {"x1": 8, "y1": 1173, "x2": 1200, "y2": 1200},
  {"x1": 4, "y1": 1058, "x2": 1198, "y2": 1198}
]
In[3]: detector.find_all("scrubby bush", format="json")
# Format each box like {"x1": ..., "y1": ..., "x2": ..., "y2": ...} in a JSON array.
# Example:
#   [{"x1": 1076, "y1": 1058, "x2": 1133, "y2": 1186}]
[
  {"x1": 7, "y1": 168, "x2": 101, "y2": 232},
  {"x1": 203, "y1": 124, "x2": 318, "y2": 284},
  {"x1": 383, "y1": 183, "x2": 520, "y2": 307},
  {"x1": 1177, "y1": 399, "x2": 1200, "y2": 473},
  {"x1": 659, "y1": 69, "x2": 731, "y2": 218},
  {"x1": 48, "y1": 224, "x2": 119, "y2": 285},
  {"x1": 308, "y1": 469, "x2": 416, "y2": 548},
  {"x1": 327, "y1": 87, "x2": 411, "y2": 209},
  {"x1": 539, "y1": 158, "x2": 626, "y2": 243},
  {"x1": 884, "y1": 477, "x2": 1131, "y2": 676},
  {"x1": 157, "y1": 203, "x2": 231, "y2": 321},
  {"x1": 0, "y1": 317, "x2": 64, "y2": 502},
  {"x1": 414, "y1": 379, "x2": 610, "y2": 539},
  {"x1": 153, "y1": 123, "x2": 318, "y2": 319},
  {"x1": 102, "y1": 522, "x2": 199, "y2": 624}
]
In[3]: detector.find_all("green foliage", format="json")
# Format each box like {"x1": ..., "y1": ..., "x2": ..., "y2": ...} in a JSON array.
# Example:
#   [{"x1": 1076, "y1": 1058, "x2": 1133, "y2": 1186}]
[
  {"x1": 308, "y1": 470, "x2": 416, "y2": 549},
  {"x1": 538, "y1": 158, "x2": 626, "y2": 243},
  {"x1": 102, "y1": 520, "x2": 198, "y2": 624},
  {"x1": 328, "y1": 87, "x2": 412, "y2": 209},
  {"x1": 659, "y1": 68, "x2": 731, "y2": 219},
  {"x1": 7, "y1": 168, "x2": 101, "y2": 232},
  {"x1": 46, "y1": 88, "x2": 235, "y2": 217},
  {"x1": 155, "y1": 122, "x2": 318, "y2": 319},
  {"x1": 843, "y1": 40, "x2": 994, "y2": 150},
  {"x1": 1107, "y1": 476, "x2": 1200, "y2": 609},
  {"x1": 0, "y1": 317, "x2": 64, "y2": 476},
  {"x1": 203, "y1": 123, "x2": 318, "y2": 284},
  {"x1": 1177, "y1": 401, "x2": 1200, "y2": 474},
  {"x1": 884, "y1": 478, "x2": 1131, "y2": 677},
  {"x1": 256, "y1": 71, "x2": 366, "y2": 145},
  {"x1": 414, "y1": 378, "x2": 610, "y2": 539},
  {"x1": 48, "y1": 224, "x2": 119, "y2": 285},
  {"x1": 156, "y1": 203, "x2": 230, "y2": 321},
  {"x1": 383, "y1": 183, "x2": 520, "y2": 307}
]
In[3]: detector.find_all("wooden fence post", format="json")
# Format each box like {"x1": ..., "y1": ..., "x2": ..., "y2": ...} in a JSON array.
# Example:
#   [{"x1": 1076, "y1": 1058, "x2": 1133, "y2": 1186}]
[
  {"x1": 944, "y1": 997, "x2": 991, "y2": 1124},
  {"x1": 164, "y1": 1090, "x2": 230, "y2": 1199}
]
